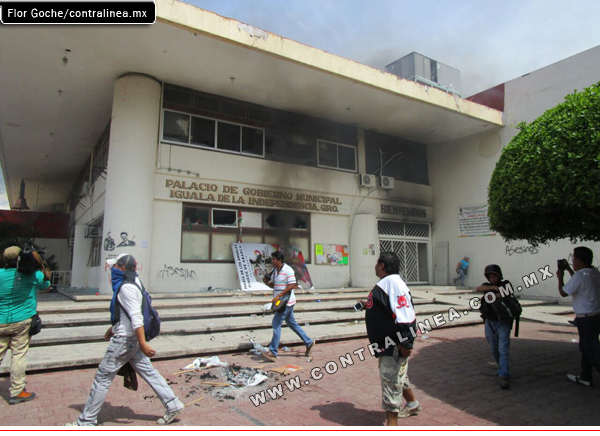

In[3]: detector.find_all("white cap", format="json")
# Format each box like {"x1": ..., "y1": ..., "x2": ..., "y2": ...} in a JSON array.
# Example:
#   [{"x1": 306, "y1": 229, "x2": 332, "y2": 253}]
[{"x1": 106, "y1": 253, "x2": 131, "y2": 267}]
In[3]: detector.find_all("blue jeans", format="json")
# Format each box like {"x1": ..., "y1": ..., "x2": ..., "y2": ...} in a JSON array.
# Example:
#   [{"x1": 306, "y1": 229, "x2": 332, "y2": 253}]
[
  {"x1": 269, "y1": 304, "x2": 313, "y2": 356},
  {"x1": 453, "y1": 269, "x2": 466, "y2": 286},
  {"x1": 484, "y1": 318, "x2": 512, "y2": 378}
]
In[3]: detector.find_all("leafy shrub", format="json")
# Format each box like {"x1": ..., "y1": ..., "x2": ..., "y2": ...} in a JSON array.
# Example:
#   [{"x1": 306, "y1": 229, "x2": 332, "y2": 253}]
[{"x1": 488, "y1": 82, "x2": 600, "y2": 245}]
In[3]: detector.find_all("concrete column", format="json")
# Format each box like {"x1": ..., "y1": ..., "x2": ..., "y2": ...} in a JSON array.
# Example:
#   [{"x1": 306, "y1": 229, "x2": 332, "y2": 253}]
[
  {"x1": 71, "y1": 224, "x2": 91, "y2": 287},
  {"x1": 100, "y1": 74, "x2": 161, "y2": 294},
  {"x1": 350, "y1": 213, "x2": 379, "y2": 287},
  {"x1": 357, "y1": 127, "x2": 366, "y2": 174}
]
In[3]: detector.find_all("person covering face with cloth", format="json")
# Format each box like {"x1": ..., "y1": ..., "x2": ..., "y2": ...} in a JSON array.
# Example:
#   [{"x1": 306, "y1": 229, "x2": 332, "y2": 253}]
[
  {"x1": 262, "y1": 250, "x2": 315, "y2": 359},
  {"x1": 67, "y1": 254, "x2": 183, "y2": 426},
  {"x1": 358, "y1": 252, "x2": 420, "y2": 426}
]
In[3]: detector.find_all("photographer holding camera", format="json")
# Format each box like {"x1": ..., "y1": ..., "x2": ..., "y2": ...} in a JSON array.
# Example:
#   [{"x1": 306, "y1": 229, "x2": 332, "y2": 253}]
[
  {"x1": 557, "y1": 246, "x2": 600, "y2": 387},
  {"x1": 0, "y1": 246, "x2": 50, "y2": 405}
]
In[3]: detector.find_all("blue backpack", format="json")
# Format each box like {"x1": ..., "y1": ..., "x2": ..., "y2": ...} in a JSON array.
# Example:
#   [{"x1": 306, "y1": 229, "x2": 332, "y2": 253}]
[{"x1": 114, "y1": 279, "x2": 161, "y2": 342}]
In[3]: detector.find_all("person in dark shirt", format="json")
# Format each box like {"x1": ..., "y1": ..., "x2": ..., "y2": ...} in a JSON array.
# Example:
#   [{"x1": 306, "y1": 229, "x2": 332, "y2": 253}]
[
  {"x1": 476, "y1": 264, "x2": 513, "y2": 390},
  {"x1": 359, "y1": 252, "x2": 419, "y2": 425}
]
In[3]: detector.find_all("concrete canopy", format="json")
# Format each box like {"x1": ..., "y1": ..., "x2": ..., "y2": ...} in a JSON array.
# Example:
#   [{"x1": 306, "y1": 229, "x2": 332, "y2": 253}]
[{"x1": 0, "y1": 0, "x2": 502, "y2": 208}]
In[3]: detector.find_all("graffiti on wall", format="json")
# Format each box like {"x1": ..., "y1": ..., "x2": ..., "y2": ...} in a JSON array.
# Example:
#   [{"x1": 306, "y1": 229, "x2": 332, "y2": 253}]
[
  {"x1": 158, "y1": 264, "x2": 196, "y2": 280},
  {"x1": 104, "y1": 232, "x2": 116, "y2": 251},
  {"x1": 117, "y1": 232, "x2": 136, "y2": 247},
  {"x1": 104, "y1": 231, "x2": 136, "y2": 251},
  {"x1": 505, "y1": 245, "x2": 539, "y2": 256}
]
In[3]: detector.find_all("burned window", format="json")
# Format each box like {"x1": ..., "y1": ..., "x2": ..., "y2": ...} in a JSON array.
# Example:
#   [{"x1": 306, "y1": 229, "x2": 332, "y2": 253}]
[
  {"x1": 212, "y1": 209, "x2": 238, "y2": 227},
  {"x1": 191, "y1": 117, "x2": 215, "y2": 148},
  {"x1": 182, "y1": 206, "x2": 311, "y2": 263},
  {"x1": 318, "y1": 140, "x2": 356, "y2": 172},
  {"x1": 242, "y1": 126, "x2": 264, "y2": 156},
  {"x1": 164, "y1": 87, "x2": 191, "y2": 106},
  {"x1": 217, "y1": 122, "x2": 241, "y2": 152},
  {"x1": 163, "y1": 111, "x2": 190, "y2": 143}
]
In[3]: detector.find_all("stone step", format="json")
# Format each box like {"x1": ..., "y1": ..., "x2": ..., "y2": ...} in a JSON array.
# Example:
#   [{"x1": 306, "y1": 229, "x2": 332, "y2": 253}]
[
  {"x1": 1, "y1": 313, "x2": 484, "y2": 374},
  {"x1": 37, "y1": 293, "x2": 384, "y2": 314},
  {"x1": 59, "y1": 287, "x2": 371, "y2": 302},
  {"x1": 32, "y1": 303, "x2": 463, "y2": 346},
  {"x1": 38, "y1": 298, "x2": 437, "y2": 327}
]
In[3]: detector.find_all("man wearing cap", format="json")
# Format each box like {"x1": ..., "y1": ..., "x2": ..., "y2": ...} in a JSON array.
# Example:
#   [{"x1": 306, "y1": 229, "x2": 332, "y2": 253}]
[
  {"x1": 453, "y1": 256, "x2": 470, "y2": 286},
  {"x1": 0, "y1": 246, "x2": 50, "y2": 405},
  {"x1": 67, "y1": 254, "x2": 184, "y2": 426},
  {"x1": 476, "y1": 264, "x2": 514, "y2": 389}
]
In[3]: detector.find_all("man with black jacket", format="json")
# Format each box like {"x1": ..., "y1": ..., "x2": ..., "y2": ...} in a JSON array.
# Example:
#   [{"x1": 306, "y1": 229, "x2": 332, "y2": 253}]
[
  {"x1": 359, "y1": 252, "x2": 419, "y2": 426},
  {"x1": 476, "y1": 264, "x2": 514, "y2": 390}
]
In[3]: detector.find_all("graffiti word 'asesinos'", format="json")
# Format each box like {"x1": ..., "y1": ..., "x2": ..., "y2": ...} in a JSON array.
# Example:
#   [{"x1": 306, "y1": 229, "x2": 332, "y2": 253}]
[{"x1": 506, "y1": 245, "x2": 539, "y2": 256}]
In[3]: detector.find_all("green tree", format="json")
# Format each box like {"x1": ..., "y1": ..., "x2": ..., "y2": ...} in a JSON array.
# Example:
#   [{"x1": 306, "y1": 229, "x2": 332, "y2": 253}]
[{"x1": 488, "y1": 81, "x2": 600, "y2": 245}]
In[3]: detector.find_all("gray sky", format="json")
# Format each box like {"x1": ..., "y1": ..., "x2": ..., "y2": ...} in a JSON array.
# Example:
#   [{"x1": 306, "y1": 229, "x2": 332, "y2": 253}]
[
  {"x1": 2, "y1": 0, "x2": 599, "y2": 210},
  {"x1": 187, "y1": 0, "x2": 600, "y2": 97}
]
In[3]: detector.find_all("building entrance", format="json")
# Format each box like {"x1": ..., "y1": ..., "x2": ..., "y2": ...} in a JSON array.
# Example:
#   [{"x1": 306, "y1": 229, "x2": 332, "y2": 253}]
[{"x1": 378, "y1": 220, "x2": 431, "y2": 284}]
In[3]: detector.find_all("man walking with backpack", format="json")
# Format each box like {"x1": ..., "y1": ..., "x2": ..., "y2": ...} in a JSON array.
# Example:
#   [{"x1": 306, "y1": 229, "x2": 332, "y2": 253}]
[
  {"x1": 67, "y1": 254, "x2": 183, "y2": 426},
  {"x1": 476, "y1": 264, "x2": 517, "y2": 390}
]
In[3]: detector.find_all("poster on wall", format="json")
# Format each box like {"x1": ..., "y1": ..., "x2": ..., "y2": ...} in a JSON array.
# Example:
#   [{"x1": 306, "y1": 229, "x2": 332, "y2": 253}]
[
  {"x1": 458, "y1": 204, "x2": 496, "y2": 237},
  {"x1": 231, "y1": 243, "x2": 314, "y2": 291},
  {"x1": 315, "y1": 244, "x2": 349, "y2": 266}
]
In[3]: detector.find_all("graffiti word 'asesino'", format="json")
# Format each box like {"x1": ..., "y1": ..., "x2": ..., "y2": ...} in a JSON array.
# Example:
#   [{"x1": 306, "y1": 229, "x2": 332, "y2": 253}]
[{"x1": 159, "y1": 264, "x2": 196, "y2": 280}]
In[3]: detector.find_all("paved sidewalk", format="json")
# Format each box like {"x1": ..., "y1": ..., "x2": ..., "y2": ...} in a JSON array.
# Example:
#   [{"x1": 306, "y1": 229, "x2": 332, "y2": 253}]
[{"x1": 0, "y1": 321, "x2": 598, "y2": 427}]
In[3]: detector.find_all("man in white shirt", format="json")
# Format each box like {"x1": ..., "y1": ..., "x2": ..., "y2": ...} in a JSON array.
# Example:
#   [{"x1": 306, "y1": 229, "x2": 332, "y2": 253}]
[
  {"x1": 557, "y1": 246, "x2": 600, "y2": 387},
  {"x1": 67, "y1": 254, "x2": 183, "y2": 426},
  {"x1": 262, "y1": 250, "x2": 315, "y2": 359}
]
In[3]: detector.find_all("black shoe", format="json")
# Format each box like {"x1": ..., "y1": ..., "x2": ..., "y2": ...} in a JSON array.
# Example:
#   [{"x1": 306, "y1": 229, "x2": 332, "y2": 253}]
[
  {"x1": 499, "y1": 377, "x2": 510, "y2": 390},
  {"x1": 9, "y1": 390, "x2": 36, "y2": 405}
]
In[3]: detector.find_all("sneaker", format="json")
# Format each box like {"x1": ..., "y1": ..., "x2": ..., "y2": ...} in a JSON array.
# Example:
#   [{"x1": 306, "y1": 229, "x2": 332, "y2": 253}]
[
  {"x1": 398, "y1": 403, "x2": 422, "y2": 418},
  {"x1": 499, "y1": 377, "x2": 510, "y2": 390},
  {"x1": 8, "y1": 390, "x2": 36, "y2": 405},
  {"x1": 567, "y1": 374, "x2": 592, "y2": 387},
  {"x1": 261, "y1": 350, "x2": 277, "y2": 360},
  {"x1": 305, "y1": 340, "x2": 316, "y2": 356},
  {"x1": 157, "y1": 408, "x2": 182, "y2": 425}
]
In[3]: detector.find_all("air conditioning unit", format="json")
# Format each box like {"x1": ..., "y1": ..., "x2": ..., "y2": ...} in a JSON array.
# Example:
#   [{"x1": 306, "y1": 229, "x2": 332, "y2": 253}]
[
  {"x1": 359, "y1": 174, "x2": 376, "y2": 188},
  {"x1": 379, "y1": 176, "x2": 395, "y2": 190},
  {"x1": 84, "y1": 227, "x2": 102, "y2": 238}
]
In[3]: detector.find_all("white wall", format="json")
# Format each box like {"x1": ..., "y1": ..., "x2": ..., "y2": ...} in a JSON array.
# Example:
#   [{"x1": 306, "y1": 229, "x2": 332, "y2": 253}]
[
  {"x1": 147, "y1": 134, "x2": 433, "y2": 291},
  {"x1": 429, "y1": 46, "x2": 600, "y2": 299}
]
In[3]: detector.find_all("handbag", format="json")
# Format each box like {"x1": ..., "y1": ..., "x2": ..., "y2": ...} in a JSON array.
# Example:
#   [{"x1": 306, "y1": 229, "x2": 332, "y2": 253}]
[
  {"x1": 29, "y1": 314, "x2": 42, "y2": 336},
  {"x1": 271, "y1": 292, "x2": 290, "y2": 312}
]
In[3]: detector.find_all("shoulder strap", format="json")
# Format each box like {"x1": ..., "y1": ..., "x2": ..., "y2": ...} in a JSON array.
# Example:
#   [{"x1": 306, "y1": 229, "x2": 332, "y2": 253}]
[{"x1": 116, "y1": 280, "x2": 143, "y2": 321}]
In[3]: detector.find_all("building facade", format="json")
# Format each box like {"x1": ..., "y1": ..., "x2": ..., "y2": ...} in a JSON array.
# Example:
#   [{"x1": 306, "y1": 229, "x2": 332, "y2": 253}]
[{"x1": 1, "y1": 0, "x2": 597, "y2": 299}]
